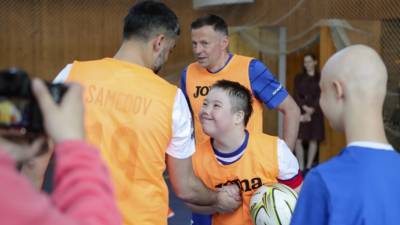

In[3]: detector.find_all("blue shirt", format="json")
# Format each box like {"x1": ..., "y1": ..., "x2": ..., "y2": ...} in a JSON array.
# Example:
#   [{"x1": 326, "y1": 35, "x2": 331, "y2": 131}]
[{"x1": 291, "y1": 145, "x2": 400, "y2": 225}]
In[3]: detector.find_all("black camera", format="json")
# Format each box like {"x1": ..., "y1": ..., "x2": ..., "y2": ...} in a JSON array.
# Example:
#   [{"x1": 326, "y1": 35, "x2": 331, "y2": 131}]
[{"x1": 0, "y1": 69, "x2": 67, "y2": 135}]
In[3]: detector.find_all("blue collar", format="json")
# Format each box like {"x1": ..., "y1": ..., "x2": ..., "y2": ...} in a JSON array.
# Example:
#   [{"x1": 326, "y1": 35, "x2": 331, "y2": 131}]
[
  {"x1": 212, "y1": 130, "x2": 249, "y2": 165},
  {"x1": 207, "y1": 53, "x2": 233, "y2": 74}
]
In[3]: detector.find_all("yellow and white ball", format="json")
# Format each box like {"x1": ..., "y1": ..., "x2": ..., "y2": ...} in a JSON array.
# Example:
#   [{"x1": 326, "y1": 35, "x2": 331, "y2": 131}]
[{"x1": 249, "y1": 183, "x2": 298, "y2": 225}]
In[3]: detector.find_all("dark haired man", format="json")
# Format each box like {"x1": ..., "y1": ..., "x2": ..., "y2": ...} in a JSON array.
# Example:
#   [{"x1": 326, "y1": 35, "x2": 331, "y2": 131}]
[
  {"x1": 55, "y1": 2, "x2": 240, "y2": 225},
  {"x1": 181, "y1": 14, "x2": 300, "y2": 150}
]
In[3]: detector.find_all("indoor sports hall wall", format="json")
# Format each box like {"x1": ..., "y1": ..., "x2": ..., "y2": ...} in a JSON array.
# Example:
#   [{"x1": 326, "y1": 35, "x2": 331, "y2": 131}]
[{"x1": 1, "y1": 0, "x2": 399, "y2": 158}]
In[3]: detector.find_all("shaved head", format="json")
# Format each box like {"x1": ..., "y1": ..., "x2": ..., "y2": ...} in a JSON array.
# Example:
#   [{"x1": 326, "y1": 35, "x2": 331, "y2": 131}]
[
  {"x1": 320, "y1": 45, "x2": 388, "y2": 132},
  {"x1": 322, "y1": 44, "x2": 387, "y2": 101}
]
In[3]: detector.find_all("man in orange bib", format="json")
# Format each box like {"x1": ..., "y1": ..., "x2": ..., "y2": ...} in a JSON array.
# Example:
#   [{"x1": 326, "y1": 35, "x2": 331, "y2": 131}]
[
  {"x1": 181, "y1": 15, "x2": 300, "y2": 150},
  {"x1": 189, "y1": 80, "x2": 303, "y2": 225},
  {"x1": 54, "y1": 2, "x2": 241, "y2": 225}
]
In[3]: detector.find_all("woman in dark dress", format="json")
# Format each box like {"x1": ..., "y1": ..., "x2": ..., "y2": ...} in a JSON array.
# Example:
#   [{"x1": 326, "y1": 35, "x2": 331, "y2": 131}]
[{"x1": 293, "y1": 53, "x2": 325, "y2": 172}]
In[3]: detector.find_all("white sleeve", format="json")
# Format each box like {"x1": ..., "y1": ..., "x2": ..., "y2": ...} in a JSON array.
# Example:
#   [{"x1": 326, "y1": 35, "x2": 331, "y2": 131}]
[
  {"x1": 277, "y1": 138, "x2": 300, "y2": 180},
  {"x1": 166, "y1": 88, "x2": 195, "y2": 159},
  {"x1": 53, "y1": 64, "x2": 72, "y2": 83}
]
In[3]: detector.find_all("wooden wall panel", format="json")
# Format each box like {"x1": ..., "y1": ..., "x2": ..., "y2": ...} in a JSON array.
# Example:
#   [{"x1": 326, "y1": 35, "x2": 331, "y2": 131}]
[
  {"x1": 259, "y1": 29, "x2": 280, "y2": 136},
  {"x1": 229, "y1": 29, "x2": 279, "y2": 135},
  {"x1": 328, "y1": 0, "x2": 400, "y2": 20},
  {"x1": 345, "y1": 20, "x2": 382, "y2": 53},
  {"x1": 318, "y1": 26, "x2": 347, "y2": 163},
  {"x1": 0, "y1": 1, "x2": 40, "y2": 77},
  {"x1": 0, "y1": 0, "x2": 132, "y2": 80},
  {"x1": 0, "y1": 0, "x2": 397, "y2": 153},
  {"x1": 1, "y1": 0, "x2": 398, "y2": 80}
]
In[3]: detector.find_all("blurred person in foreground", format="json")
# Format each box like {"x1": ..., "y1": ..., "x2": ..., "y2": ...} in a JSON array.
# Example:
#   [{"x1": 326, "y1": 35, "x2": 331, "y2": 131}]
[{"x1": 0, "y1": 78, "x2": 121, "y2": 225}]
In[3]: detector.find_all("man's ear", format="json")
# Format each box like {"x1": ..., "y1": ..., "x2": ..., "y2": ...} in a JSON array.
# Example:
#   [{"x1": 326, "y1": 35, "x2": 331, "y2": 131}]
[
  {"x1": 234, "y1": 110, "x2": 245, "y2": 125},
  {"x1": 221, "y1": 35, "x2": 229, "y2": 50},
  {"x1": 333, "y1": 80, "x2": 344, "y2": 99},
  {"x1": 152, "y1": 34, "x2": 165, "y2": 52}
]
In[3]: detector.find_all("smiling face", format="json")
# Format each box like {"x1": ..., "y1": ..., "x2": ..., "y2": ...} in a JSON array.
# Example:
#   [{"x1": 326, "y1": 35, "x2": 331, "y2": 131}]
[
  {"x1": 199, "y1": 88, "x2": 238, "y2": 138},
  {"x1": 191, "y1": 25, "x2": 228, "y2": 70}
]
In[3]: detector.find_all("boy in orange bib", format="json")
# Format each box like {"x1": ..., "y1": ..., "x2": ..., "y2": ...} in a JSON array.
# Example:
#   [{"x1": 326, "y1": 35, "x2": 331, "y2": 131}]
[{"x1": 189, "y1": 80, "x2": 303, "y2": 225}]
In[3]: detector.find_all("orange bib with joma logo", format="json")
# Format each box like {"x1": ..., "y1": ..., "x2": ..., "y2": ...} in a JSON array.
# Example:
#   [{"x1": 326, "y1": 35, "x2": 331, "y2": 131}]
[{"x1": 192, "y1": 132, "x2": 279, "y2": 225}]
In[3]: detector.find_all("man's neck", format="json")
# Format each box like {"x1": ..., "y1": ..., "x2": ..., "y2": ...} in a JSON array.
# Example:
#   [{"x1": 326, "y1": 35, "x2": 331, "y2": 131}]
[
  {"x1": 114, "y1": 40, "x2": 150, "y2": 68},
  {"x1": 207, "y1": 51, "x2": 230, "y2": 73},
  {"x1": 212, "y1": 129, "x2": 246, "y2": 153}
]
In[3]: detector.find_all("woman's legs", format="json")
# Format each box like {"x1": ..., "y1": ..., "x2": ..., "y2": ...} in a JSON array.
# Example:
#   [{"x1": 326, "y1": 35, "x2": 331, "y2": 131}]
[
  {"x1": 306, "y1": 140, "x2": 318, "y2": 169},
  {"x1": 295, "y1": 139, "x2": 304, "y2": 171}
]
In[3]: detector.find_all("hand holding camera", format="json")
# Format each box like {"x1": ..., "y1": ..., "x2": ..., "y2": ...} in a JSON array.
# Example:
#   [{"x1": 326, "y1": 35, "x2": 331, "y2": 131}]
[
  {"x1": 0, "y1": 69, "x2": 85, "y2": 162},
  {"x1": 31, "y1": 78, "x2": 85, "y2": 143}
]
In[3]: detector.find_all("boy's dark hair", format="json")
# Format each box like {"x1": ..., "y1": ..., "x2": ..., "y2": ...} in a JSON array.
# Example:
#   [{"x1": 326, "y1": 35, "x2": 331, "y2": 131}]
[
  {"x1": 123, "y1": 1, "x2": 180, "y2": 41},
  {"x1": 211, "y1": 80, "x2": 253, "y2": 126},
  {"x1": 191, "y1": 14, "x2": 228, "y2": 36}
]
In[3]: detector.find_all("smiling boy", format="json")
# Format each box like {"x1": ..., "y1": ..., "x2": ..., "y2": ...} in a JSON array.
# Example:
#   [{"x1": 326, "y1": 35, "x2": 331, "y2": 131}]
[{"x1": 188, "y1": 80, "x2": 303, "y2": 225}]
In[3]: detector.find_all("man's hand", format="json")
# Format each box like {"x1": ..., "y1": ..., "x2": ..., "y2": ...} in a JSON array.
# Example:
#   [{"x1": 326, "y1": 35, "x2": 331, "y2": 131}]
[
  {"x1": 219, "y1": 184, "x2": 241, "y2": 201},
  {"x1": 215, "y1": 184, "x2": 242, "y2": 213},
  {"x1": 1, "y1": 79, "x2": 86, "y2": 162}
]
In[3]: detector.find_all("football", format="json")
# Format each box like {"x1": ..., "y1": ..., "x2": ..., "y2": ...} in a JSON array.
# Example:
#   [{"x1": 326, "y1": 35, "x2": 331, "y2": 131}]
[{"x1": 249, "y1": 183, "x2": 298, "y2": 225}]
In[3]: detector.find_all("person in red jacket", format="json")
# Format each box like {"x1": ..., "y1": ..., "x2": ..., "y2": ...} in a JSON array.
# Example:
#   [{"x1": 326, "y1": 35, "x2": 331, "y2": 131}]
[{"x1": 0, "y1": 78, "x2": 121, "y2": 225}]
